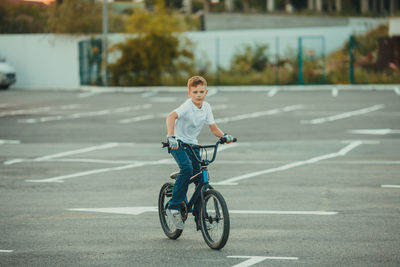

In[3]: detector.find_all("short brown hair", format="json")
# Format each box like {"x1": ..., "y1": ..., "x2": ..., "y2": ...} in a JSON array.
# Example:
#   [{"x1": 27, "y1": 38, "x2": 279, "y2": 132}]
[{"x1": 187, "y1": 76, "x2": 207, "y2": 89}]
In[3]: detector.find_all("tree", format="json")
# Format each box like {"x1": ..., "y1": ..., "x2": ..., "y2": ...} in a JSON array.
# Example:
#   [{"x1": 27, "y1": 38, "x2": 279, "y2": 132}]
[
  {"x1": 47, "y1": 0, "x2": 102, "y2": 33},
  {"x1": 0, "y1": 0, "x2": 49, "y2": 33},
  {"x1": 108, "y1": 0, "x2": 195, "y2": 86},
  {"x1": 46, "y1": 0, "x2": 124, "y2": 34}
]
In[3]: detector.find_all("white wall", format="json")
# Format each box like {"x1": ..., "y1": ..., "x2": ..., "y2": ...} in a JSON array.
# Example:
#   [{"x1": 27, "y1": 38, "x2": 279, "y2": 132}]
[
  {"x1": 0, "y1": 34, "x2": 86, "y2": 89},
  {"x1": 389, "y1": 17, "x2": 400, "y2": 37}
]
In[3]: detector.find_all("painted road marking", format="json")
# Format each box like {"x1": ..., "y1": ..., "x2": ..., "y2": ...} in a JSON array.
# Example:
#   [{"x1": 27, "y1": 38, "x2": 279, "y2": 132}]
[
  {"x1": 267, "y1": 87, "x2": 278, "y2": 97},
  {"x1": 332, "y1": 87, "x2": 338, "y2": 97},
  {"x1": 141, "y1": 90, "x2": 159, "y2": 98},
  {"x1": 381, "y1": 185, "x2": 400, "y2": 189},
  {"x1": 0, "y1": 139, "x2": 20, "y2": 145},
  {"x1": 301, "y1": 104, "x2": 384, "y2": 125},
  {"x1": 119, "y1": 114, "x2": 155, "y2": 124},
  {"x1": 10, "y1": 157, "x2": 400, "y2": 167},
  {"x1": 0, "y1": 250, "x2": 13, "y2": 253},
  {"x1": 22, "y1": 142, "x2": 238, "y2": 182},
  {"x1": 25, "y1": 159, "x2": 171, "y2": 183},
  {"x1": 34, "y1": 143, "x2": 120, "y2": 162},
  {"x1": 208, "y1": 88, "x2": 219, "y2": 97},
  {"x1": 0, "y1": 104, "x2": 80, "y2": 118},
  {"x1": 0, "y1": 103, "x2": 16, "y2": 108},
  {"x1": 394, "y1": 87, "x2": 400, "y2": 96},
  {"x1": 119, "y1": 105, "x2": 228, "y2": 124},
  {"x1": 228, "y1": 256, "x2": 298, "y2": 267},
  {"x1": 67, "y1": 206, "x2": 337, "y2": 216},
  {"x1": 215, "y1": 105, "x2": 304, "y2": 124},
  {"x1": 78, "y1": 91, "x2": 103, "y2": 98},
  {"x1": 18, "y1": 104, "x2": 152, "y2": 123},
  {"x1": 214, "y1": 141, "x2": 364, "y2": 185},
  {"x1": 150, "y1": 97, "x2": 178, "y2": 102},
  {"x1": 68, "y1": 207, "x2": 159, "y2": 215},
  {"x1": 347, "y1": 128, "x2": 400, "y2": 135},
  {"x1": 4, "y1": 143, "x2": 119, "y2": 165}
]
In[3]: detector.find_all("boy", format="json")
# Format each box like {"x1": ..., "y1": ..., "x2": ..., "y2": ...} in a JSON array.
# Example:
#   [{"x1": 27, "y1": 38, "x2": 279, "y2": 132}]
[{"x1": 165, "y1": 76, "x2": 234, "y2": 229}]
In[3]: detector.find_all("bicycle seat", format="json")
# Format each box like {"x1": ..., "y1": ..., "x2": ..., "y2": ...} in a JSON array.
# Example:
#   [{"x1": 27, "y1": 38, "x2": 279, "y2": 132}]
[{"x1": 170, "y1": 171, "x2": 179, "y2": 180}]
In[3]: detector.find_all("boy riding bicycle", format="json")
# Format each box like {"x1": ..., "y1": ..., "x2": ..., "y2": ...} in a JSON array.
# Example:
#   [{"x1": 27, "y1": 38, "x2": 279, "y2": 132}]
[{"x1": 165, "y1": 76, "x2": 234, "y2": 230}]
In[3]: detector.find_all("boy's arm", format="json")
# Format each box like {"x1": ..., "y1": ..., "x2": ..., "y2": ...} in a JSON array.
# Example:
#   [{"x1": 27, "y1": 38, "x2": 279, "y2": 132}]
[
  {"x1": 209, "y1": 124, "x2": 225, "y2": 138},
  {"x1": 166, "y1": 112, "x2": 178, "y2": 136}
]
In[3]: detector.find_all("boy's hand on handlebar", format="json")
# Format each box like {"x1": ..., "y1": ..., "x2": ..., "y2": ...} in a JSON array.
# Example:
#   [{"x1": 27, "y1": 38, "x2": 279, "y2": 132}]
[
  {"x1": 220, "y1": 133, "x2": 235, "y2": 144},
  {"x1": 167, "y1": 136, "x2": 179, "y2": 150}
]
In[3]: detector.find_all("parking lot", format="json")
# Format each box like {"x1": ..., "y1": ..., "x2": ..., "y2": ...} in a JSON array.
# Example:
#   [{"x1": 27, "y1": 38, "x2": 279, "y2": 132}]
[{"x1": 0, "y1": 87, "x2": 399, "y2": 266}]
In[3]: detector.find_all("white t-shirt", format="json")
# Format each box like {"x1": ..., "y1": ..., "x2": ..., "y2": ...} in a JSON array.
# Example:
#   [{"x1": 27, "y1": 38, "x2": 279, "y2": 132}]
[{"x1": 174, "y1": 99, "x2": 215, "y2": 145}]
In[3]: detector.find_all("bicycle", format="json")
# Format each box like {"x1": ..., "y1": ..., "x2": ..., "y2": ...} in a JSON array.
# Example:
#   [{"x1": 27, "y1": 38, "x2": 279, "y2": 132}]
[{"x1": 158, "y1": 137, "x2": 237, "y2": 250}]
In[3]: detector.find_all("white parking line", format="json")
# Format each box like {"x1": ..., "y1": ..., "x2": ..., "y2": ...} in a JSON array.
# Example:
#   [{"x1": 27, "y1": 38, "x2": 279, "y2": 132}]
[
  {"x1": 301, "y1": 104, "x2": 384, "y2": 125},
  {"x1": 208, "y1": 88, "x2": 219, "y2": 97},
  {"x1": 141, "y1": 90, "x2": 159, "y2": 98},
  {"x1": 0, "y1": 139, "x2": 20, "y2": 145},
  {"x1": 267, "y1": 87, "x2": 278, "y2": 97},
  {"x1": 228, "y1": 256, "x2": 298, "y2": 267},
  {"x1": 67, "y1": 206, "x2": 337, "y2": 216},
  {"x1": 0, "y1": 103, "x2": 16, "y2": 108},
  {"x1": 347, "y1": 129, "x2": 400, "y2": 135},
  {"x1": 4, "y1": 143, "x2": 120, "y2": 165},
  {"x1": 215, "y1": 105, "x2": 304, "y2": 124},
  {"x1": 25, "y1": 159, "x2": 171, "y2": 183},
  {"x1": 0, "y1": 104, "x2": 80, "y2": 118},
  {"x1": 381, "y1": 185, "x2": 400, "y2": 189},
  {"x1": 394, "y1": 87, "x2": 400, "y2": 96},
  {"x1": 0, "y1": 250, "x2": 13, "y2": 253},
  {"x1": 78, "y1": 91, "x2": 104, "y2": 98},
  {"x1": 118, "y1": 104, "x2": 228, "y2": 124},
  {"x1": 35, "y1": 143, "x2": 120, "y2": 161},
  {"x1": 119, "y1": 114, "x2": 155, "y2": 124},
  {"x1": 18, "y1": 104, "x2": 152, "y2": 123},
  {"x1": 332, "y1": 87, "x2": 338, "y2": 97},
  {"x1": 214, "y1": 141, "x2": 364, "y2": 185},
  {"x1": 22, "y1": 144, "x2": 237, "y2": 182}
]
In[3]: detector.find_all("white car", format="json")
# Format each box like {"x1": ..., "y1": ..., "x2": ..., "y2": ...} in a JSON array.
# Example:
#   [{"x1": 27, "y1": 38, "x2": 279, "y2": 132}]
[{"x1": 0, "y1": 60, "x2": 16, "y2": 89}]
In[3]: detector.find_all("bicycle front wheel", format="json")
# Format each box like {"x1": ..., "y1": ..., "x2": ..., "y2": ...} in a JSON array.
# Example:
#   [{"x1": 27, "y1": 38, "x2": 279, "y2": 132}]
[
  {"x1": 200, "y1": 189, "x2": 230, "y2": 250},
  {"x1": 158, "y1": 182, "x2": 183, "y2": 240}
]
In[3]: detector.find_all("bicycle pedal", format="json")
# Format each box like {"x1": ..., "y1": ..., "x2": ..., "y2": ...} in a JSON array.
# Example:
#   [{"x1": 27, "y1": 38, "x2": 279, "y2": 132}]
[{"x1": 169, "y1": 171, "x2": 179, "y2": 180}]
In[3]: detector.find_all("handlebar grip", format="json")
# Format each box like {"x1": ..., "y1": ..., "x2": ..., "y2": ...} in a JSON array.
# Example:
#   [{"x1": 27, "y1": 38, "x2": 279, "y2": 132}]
[{"x1": 220, "y1": 137, "x2": 237, "y2": 144}]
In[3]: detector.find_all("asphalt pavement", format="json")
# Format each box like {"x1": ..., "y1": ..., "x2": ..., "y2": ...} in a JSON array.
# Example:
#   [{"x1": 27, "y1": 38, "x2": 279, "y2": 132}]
[{"x1": 0, "y1": 88, "x2": 399, "y2": 266}]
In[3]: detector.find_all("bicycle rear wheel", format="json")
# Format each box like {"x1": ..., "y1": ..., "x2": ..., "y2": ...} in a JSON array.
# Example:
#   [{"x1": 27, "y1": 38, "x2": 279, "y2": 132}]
[
  {"x1": 199, "y1": 189, "x2": 230, "y2": 250},
  {"x1": 158, "y1": 182, "x2": 183, "y2": 239}
]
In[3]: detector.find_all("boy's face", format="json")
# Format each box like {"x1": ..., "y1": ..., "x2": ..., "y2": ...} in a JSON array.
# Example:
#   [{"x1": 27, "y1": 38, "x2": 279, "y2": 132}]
[{"x1": 187, "y1": 85, "x2": 208, "y2": 108}]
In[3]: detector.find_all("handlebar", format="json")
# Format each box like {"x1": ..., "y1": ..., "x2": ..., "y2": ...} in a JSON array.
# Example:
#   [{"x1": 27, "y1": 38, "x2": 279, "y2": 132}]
[{"x1": 162, "y1": 137, "x2": 237, "y2": 166}]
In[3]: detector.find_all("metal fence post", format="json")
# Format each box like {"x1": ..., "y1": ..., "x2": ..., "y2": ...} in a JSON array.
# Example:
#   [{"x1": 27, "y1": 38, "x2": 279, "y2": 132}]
[
  {"x1": 216, "y1": 37, "x2": 220, "y2": 85},
  {"x1": 322, "y1": 36, "x2": 326, "y2": 84},
  {"x1": 275, "y1": 36, "x2": 280, "y2": 84},
  {"x1": 102, "y1": 0, "x2": 108, "y2": 87},
  {"x1": 349, "y1": 35, "x2": 355, "y2": 84},
  {"x1": 298, "y1": 36, "x2": 303, "y2": 85}
]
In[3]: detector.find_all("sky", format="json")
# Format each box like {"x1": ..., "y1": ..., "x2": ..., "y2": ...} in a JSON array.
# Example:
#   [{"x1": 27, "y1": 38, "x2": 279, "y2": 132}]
[{"x1": 24, "y1": 0, "x2": 55, "y2": 5}]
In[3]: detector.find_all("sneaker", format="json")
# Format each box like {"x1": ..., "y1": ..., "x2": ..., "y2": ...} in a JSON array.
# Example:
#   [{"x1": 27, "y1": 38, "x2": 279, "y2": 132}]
[{"x1": 166, "y1": 209, "x2": 184, "y2": 230}]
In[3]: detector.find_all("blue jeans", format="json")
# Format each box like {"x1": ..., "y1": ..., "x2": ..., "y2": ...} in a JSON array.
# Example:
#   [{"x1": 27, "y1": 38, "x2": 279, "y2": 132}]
[{"x1": 168, "y1": 144, "x2": 202, "y2": 211}]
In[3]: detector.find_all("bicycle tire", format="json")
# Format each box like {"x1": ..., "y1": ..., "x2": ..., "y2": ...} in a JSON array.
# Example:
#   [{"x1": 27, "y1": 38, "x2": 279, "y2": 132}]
[
  {"x1": 158, "y1": 182, "x2": 183, "y2": 240},
  {"x1": 199, "y1": 189, "x2": 230, "y2": 250}
]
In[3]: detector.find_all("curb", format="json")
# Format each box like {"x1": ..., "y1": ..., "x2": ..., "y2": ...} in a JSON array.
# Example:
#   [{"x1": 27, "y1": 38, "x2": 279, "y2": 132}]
[{"x1": 12, "y1": 84, "x2": 400, "y2": 93}]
